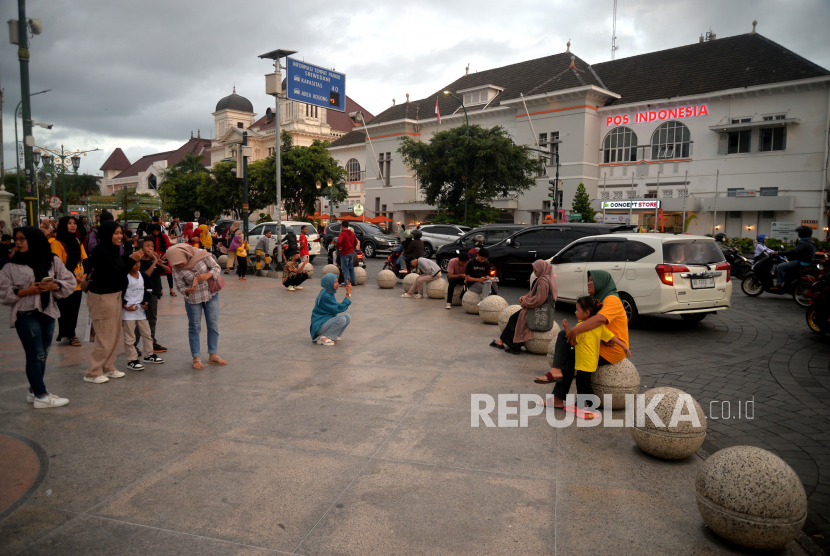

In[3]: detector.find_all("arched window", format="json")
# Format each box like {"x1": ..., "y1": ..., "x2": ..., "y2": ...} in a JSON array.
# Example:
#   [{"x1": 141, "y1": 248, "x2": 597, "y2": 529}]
[
  {"x1": 603, "y1": 127, "x2": 638, "y2": 163},
  {"x1": 651, "y1": 121, "x2": 690, "y2": 160},
  {"x1": 347, "y1": 158, "x2": 361, "y2": 182}
]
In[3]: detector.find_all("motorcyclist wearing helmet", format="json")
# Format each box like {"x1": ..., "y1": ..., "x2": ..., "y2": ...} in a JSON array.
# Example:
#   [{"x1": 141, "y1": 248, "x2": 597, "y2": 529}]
[
  {"x1": 770, "y1": 226, "x2": 816, "y2": 289},
  {"x1": 402, "y1": 229, "x2": 425, "y2": 271},
  {"x1": 714, "y1": 232, "x2": 729, "y2": 255},
  {"x1": 754, "y1": 234, "x2": 773, "y2": 259}
]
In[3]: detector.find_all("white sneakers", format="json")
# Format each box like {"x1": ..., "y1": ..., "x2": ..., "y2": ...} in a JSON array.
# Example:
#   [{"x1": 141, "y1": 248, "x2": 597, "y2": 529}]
[
  {"x1": 106, "y1": 370, "x2": 126, "y2": 378},
  {"x1": 83, "y1": 375, "x2": 109, "y2": 384},
  {"x1": 287, "y1": 286, "x2": 296, "y2": 291},
  {"x1": 446, "y1": 303, "x2": 452, "y2": 309},
  {"x1": 32, "y1": 393, "x2": 69, "y2": 409},
  {"x1": 295, "y1": 286, "x2": 303, "y2": 290}
]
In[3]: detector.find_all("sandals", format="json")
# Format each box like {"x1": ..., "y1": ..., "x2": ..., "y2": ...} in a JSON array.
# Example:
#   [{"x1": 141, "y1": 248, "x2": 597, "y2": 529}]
[
  {"x1": 69, "y1": 336, "x2": 82, "y2": 347},
  {"x1": 489, "y1": 339, "x2": 504, "y2": 350},
  {"x1": 316, "y1": 336, "x2": 335, "y2": 346},
  {"x1": 208, "y1": 355, "x2": 227, "y2": 365},
  {"x1": 169, "y1": 289, "x2": 177, "y2": 297},
  {"x1": 534, "y1": 371, "x2": 563, "y2": 384},
  {"x1": 192, "y1": 358, "x2": 205, "y2": 370},
  {"x1": 401, "y1": 293, "x2": 412, "y2": 298}
]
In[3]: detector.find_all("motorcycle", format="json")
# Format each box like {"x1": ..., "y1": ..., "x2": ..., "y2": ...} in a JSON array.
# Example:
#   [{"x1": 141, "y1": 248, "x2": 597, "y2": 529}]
[
  {"x1": 806, "y1": 271, "x2": 830, "y2": 335},
  {"x1": 326, "y1": 241, "x2": 365, "y2": 269},
  {"x1": 725, "y1": 247, "x2": 752, "y2": 280},
  {"x1": 383, "y1": 251, "x2": 416, "y2": 279},
  {"x1": 740, "y1": 253, "x2": 820, "y2": 306}
]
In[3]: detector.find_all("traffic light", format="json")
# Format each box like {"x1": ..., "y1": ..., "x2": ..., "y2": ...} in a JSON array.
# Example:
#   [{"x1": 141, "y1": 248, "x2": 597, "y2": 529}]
[
  {"x1": 234, "y1": 146, "x2": 253, "y2": 178},
  {"x1": 548, "y1": 179, "x2": 557, "y2": 198}
]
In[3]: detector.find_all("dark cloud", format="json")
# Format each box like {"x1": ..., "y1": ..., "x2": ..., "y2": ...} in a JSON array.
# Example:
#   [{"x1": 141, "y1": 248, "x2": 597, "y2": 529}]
[{"x1": 2, "y1": 0, "x2": 828, "y2": 175}]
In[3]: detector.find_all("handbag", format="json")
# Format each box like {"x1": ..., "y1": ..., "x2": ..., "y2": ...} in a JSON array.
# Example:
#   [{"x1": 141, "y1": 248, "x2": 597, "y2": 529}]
[
  {"x1": 527, "y1": 278, "x2": 555, "y2": 332},
  {"x1": 207, "y1": 273, "x2": 225, "y2": 293},
  {"x1": 81, "y1": 269, "x2": 93, "y2": 293}
]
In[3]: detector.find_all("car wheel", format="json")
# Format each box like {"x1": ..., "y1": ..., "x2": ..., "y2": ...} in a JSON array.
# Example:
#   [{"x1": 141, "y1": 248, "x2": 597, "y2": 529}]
[
  {"x1": 363, "y1": 243, "x2": 376, "y2": 258},
  {"x1": 793, "y1": 283, "x2": 813, "y2": 308},
  {"x1": 680, "y1": 313, "x2": 707, "y2": 323},
  {"x1": 439, "y1": 257, "x2": 450, "y2": 272},
  {"x1": 806, "y1": 306, "x2": 824, "y2": 335},
  {"x1": 741, "y1": 275, "x2": 764, "y2": 297},
  {"x1": 619, "y1": 293, "x2": 638, "y2": 325},
  {"x1": 423, "y1": 243, "x2": 433, "y2": 259}
]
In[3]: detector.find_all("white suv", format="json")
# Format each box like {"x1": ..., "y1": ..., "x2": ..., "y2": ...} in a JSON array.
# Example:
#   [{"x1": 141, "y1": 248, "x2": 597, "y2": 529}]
[
  {"x1": 544, "y1": 234, "x2": 732, "y2": 323},
  {"x1": 248, "y1": 221, "x2": 321, "y2": 261}
]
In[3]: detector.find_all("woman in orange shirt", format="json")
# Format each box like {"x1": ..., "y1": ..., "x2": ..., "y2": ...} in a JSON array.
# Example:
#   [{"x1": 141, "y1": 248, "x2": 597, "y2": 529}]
[{"x1": 51, "y1": 216, "x2": 87, "y2": 346}]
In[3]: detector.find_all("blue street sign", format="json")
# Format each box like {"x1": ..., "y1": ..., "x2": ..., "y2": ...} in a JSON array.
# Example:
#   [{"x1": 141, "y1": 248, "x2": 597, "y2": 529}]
[{"x1": 286, "y1": 58, "x2": 346, "y2": 113}]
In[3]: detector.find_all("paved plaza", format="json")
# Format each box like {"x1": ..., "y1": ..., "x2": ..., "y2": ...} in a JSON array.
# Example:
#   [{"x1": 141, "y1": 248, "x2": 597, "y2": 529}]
[{"x1": 0, "y1": 256, "x2": 828, "y2": 555}]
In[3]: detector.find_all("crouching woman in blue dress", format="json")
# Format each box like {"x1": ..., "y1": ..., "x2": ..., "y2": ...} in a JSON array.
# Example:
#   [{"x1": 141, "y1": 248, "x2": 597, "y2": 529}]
[{"x1": 310, "y1": 273, "x2": 353, "y2": 346}]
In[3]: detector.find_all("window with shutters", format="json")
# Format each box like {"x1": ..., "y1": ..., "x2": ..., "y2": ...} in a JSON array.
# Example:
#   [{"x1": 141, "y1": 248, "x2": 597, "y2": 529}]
[
  {"x1": 760, "y1": 187, "x2": 778, "y2": 197},
  {"x1": 628, "y1": 190, "x2": 637, "y2": 199},
  {"x1": 761, "y1": 211, "x2": 775, "y2": 219},
  {"x1": 613, "y1": 191, "x2": 623, "y2": 199},
  {"x1": 346, "y1": 159, "x2": 361, "y2": 182},
  {"x1": 651, "y1": 121, "x2": 690, "y2": 159},
  {"x1": 603, "y1": 127, "x2": 638, "y2": 163},
  {"x1": 663, "y1": 189, "x2": 673, "y2": 199},
  {"x1": 727, "y1": 118, "x2": 752, "y2": 154},
  {"x1": 727, "y1": 188, "x2": 744, "y2": 198},
  {"x1": 463, "y1": 91, "x2": 489, "y2": 106},
  {"x1": 601, "y1": 192, "x2": 609, "y2": 200}
]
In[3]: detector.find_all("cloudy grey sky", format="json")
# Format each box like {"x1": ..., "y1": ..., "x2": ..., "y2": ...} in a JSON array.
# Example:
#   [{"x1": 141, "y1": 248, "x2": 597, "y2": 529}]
[{"x1": 2, "y1": 0, "x2": 829, "y2": 177}]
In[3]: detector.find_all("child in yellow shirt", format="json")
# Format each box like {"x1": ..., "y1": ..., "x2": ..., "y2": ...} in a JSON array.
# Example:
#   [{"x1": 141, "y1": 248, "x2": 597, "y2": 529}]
[{"x1": 543, "y1": 296, "x2": 631, "y2": 412}]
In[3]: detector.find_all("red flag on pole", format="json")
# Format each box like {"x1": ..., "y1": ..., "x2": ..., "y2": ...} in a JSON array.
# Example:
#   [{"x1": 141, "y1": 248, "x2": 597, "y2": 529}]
[{"x1": 435, "y1": 99, "x2": 441, "y2": 123}]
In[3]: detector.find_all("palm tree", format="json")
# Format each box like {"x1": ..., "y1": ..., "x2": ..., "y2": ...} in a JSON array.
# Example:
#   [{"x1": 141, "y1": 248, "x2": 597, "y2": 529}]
[{"x1": 174, "y1": 153, "x2": 208, "y2": 174}]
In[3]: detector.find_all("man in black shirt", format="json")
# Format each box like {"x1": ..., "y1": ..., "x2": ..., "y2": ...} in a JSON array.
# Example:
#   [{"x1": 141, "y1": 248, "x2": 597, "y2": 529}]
[
  {"x1": 465, "y1": 247, "x2": 498, "y2": 299},
  {"x1": 136, "y1": 237, "x2": 169, "y2": 354}
]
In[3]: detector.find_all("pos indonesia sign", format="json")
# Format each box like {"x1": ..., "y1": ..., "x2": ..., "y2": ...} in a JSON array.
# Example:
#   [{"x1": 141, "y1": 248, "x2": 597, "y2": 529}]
[
  {"x1": 601, "y1": 200, "x2": 661, "y2": 210},
  {"x1": 286, "y1": 58, "x2": 346, "y2": 113},
  {"x1": 606, "y1": 105, "x2": 708, "y2": 127}
]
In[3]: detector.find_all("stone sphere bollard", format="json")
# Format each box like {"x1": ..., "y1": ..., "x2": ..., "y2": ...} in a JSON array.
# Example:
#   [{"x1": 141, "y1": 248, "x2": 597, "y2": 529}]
[
  {"x1": 376, "y1": 269, "x2": 397, "y2": 289},
  {"x1": 546, "y1": 338, "x2": 556, "y2": 368},
  {"x1": 322, "y1": 264, "x2": 340, "y2": 277},
  {"x1": 217, "y1": 254, "x2": 228, "y2": 267},
  {"x1": 592, "y1": 358, "x2": 641, "y2": 409},
  {"x1": 525, "y1": 321, "x2": 561, "y2": 354},
  {"x1": 695, "y1": 446, "x2": 808, "y2": 550},
  {"x1": 426, "y1": 278, "x2": 448, "y2": 299},
  {"x1": 303, "y1": 265, "x2": 314, "y2": 279},
  {"x1": 630, "y1": 387, "x2": 706, "y2": 460},
  {"x1": 402, "y1": 272, "x2": 418, "y2": 291},
  {"x1": 451, "y1": 285, "x2": 464, "y2": 306},
  {"x1": 479, "y1": 295, "x2": 508, "y2": 324},
  {"x1": 462, "y1": 290, "x2": 482, "y2": 314},
  {"x1": 354, "y1": 267, "x2": 367, "y2": 285},
  {"x1": 498, "y1": 305, "x2": 522, "y2": 332}
]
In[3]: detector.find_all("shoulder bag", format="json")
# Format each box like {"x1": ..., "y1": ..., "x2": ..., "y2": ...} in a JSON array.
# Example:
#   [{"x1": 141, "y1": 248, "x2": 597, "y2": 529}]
[
  {"x1": 527, "y1": 278, "x2": 555, "y2": 332},
  {"x1": 204, "y1": 259, "x2": 225, "y2": 293},
  {"x1": 81, "y1": 269, "x2": 93, "y2": 293}
]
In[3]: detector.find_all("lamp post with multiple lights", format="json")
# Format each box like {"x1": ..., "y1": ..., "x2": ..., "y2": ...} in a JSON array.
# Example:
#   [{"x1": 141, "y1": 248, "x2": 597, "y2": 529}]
[
  {"x1": 442, "y1": 90, "x2": 469, "y2": 226},
  {"x1": 316, "y1": 178, "x2": 336, "y2": 220},
  {"x1": 34, "y1": 145, "x2": 99, "y2": 217}
]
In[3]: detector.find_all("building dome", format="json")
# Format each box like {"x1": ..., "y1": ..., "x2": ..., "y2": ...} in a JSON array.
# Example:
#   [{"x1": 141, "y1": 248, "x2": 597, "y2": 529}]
[{"x1": 215, "y1": 89, "x2": 254, "y2": 113}]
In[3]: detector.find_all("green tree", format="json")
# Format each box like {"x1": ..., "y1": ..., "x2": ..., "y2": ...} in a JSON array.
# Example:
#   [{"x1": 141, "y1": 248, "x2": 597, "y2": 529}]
[
  {"x1": 570, "y1": 182, "x2": 596, "y2": 223},
  {"x1": 248, "y1": 135, "x2": 348, "y2": 220},
  {"x1": 173, "y1": 153, "x2": 208, "y2": 174},
  {"x1": 397, "y1": 124, "x2": 538, "y2": 225},
  {"x1": 116, "y1": 209, "x2": 152, "y2": 222},
  {"x1": 158, "y1": 167, "x2": 213, "y2": 220},
  {"x1": 198, "y1": 161, "x2": 274, "y2": 220}
]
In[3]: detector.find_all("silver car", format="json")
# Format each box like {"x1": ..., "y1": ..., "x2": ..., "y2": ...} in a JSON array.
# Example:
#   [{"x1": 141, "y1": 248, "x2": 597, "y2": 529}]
[{"x1": 418, "y1": 224, "x2": 470, "y2": 258}]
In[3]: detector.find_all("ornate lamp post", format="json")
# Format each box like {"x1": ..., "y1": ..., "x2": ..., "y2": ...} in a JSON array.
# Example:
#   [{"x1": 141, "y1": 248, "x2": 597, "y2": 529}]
[
  {"x1": 443, "y1": 90, "x2": 469, "y2": 226},
  {"x1": 35, "y1": 145, "x2": 100, "y2": 216},
  {"x1": 316, "y1": 178, "x2": 337, "y2": 220}
]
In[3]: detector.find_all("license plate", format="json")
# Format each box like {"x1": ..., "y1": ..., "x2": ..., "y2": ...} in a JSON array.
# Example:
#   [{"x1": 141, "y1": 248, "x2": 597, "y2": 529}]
[{"x1": 691, "y1": 278, "x2": 715, "y2": 289}]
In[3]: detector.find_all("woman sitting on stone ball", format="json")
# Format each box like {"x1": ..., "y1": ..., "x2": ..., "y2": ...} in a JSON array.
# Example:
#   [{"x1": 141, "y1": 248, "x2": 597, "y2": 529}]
[{"x1": 490, "y1": 259, "x2": 556, "y2": 354}]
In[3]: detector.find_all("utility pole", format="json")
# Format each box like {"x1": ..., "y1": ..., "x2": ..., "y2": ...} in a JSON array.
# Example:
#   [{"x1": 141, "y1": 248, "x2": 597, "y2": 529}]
[
  {"x1": 242, "y1": 132, "x2": 249, "y2": 238},
  {"x1": 0, "y1": 75, "x2": 4, "y2": 196},
  {"x1": 17, "y1": 0, "x2": 36, "y2": 224}
]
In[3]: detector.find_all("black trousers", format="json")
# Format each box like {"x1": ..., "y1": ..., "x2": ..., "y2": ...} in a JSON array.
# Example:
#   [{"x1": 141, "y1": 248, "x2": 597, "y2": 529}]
[
  {"x1": 55, "y1": 289, "x2": 82, "y2": 340},
  {"x1": 166, "y1": 273, "x2": 174, "y2": 290},
  {"x1": 284, "y1": 273, "x2": 308, "y2": 287},
  {"x1": 446, "y1": 278, "x2": 465, "y2": 304},
  {"x1": 499, "y1": 311, "x2": 524, "y2": 350},
  {"x1": 134, "y1": 294, "x2": 158, "y2": 347},
  {"x1": 237, "y1": 256, "x2": 248, "y2": 278},
  {"x1": 549, "y1": 330, "x2": 610, "y2": 405}
]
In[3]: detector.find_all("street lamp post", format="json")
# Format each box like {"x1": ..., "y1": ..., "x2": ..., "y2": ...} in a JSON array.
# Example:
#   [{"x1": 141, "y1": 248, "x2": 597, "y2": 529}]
[
  {"x1": 13, "y1": 89, "x2": 50, "y2": 213},
  {"x1": 443, "y1": 91, "x2": 469, "y2": 226},
  {"x1": 317, "y1": 178, "x2": 336, "y2": 221},
  {"x1": 35, "y1": 145, "x2": 99, "y2": 216}
]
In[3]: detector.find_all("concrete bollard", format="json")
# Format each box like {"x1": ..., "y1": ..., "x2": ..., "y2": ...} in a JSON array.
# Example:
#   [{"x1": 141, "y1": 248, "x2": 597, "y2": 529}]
[
  {"x1": 479, "y1": 295, "x2": 508, "y2": 324},
  {"x1": 630, "y1": 387, "x2": 706, "y2": 460},
  {"x1": 377, "y1": 269, "x2": 396, "y2": 288},
  {"x1": 498, "y1": 305, "x2": 522, "y2": 332},
  {"x1": 426, "y1": 278, "x2": 448, "y2": 299},
  {"x1": 592, "y1": 358, "x2": 641, "y2": 409},
  {"x1": 524, "y1": 321, "x2": 561, "y2": 354},
  {"x1": 354, "y1": 267, "x2": 367, "y2": 285},
  {"x1": 462, "y1": 290, "x2": 482, "y2": 314}
]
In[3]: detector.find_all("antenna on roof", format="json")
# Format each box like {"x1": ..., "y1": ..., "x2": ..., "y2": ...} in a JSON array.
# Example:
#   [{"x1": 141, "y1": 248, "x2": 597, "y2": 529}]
[
  {"x1": 566, "y1": 39, "x2": 571, "y2": 53},
  {"x1": 751, "y1": 20, "x2": 757, "y2": 34},
  {"x1": 465, "y1": 64, "x2": 469, "y2": 76},
  {"x1": 611, "y1": 0, "x2": 619, "y2": 60},
  {"x1": 705, "y1": 28, "x2": 716, "y2": 41}
]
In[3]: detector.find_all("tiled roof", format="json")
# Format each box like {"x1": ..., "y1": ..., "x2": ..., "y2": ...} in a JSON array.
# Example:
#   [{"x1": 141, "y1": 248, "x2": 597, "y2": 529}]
[
  {"x1": 327, "y1": 96, "x2": 375, "y2": 133},
  {"x1": 99, "y1": 147, "x2": 131, "y2": 171},
  {"x1": 114, "y1": 138, "x2": 212, "y2": 179},
  {"x1": 593, "y1": 33, "x2": 830, "y2": 106},
  {"x1": 329, "y1": 129, "x2": 366, "y2": 148}
]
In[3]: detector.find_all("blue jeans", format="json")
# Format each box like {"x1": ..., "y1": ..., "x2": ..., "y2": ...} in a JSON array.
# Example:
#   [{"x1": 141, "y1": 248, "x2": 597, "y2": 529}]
[
  {"x1": 776, "y1": 260, "x2": 801, "y2": 286},
  {"x1": 185, "y1": 294, "x2": 220, "y2": 357},
  {"x1": 316, "y1": 314, "x2": 351, "y2": 340},
  {"x1": 15, "y1": 310, "x2": 55, "y2": 398},
  {"x1": 340, "y1": 253, "x2": 357, "y2": 285}
]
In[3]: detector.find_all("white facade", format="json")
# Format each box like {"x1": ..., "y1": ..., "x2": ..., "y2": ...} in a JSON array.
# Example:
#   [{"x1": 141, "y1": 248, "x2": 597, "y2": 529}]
[{"x1": 329, "y1": 49, "x2": 830, "y2": 239}]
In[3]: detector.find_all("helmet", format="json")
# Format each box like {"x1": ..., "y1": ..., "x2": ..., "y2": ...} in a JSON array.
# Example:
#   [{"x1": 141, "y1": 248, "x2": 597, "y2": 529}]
[
  {"x1": 756, "y1": 234, "x2": 767, "y2": 243},
  {"x1": 715, "y1": 233, "x2": 726, "y2": 242},
  {"x1": 401, "y1": 230, "x2": 412, "y2": 239},
  {"x1": 473, "y1": 234, "x2": 485, "y2": 246},
  {"x1": 796, "y1": 225, "x2": 813, "y2": 238},
  {"x1": 412, "y1": 229, "x2": 423, "y2": 240}
]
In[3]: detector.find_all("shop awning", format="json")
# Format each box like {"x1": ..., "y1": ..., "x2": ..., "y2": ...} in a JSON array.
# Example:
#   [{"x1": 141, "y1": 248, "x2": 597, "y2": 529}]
[{"x1": 709, "y1": 118, "x2": 800, "y2": 133}]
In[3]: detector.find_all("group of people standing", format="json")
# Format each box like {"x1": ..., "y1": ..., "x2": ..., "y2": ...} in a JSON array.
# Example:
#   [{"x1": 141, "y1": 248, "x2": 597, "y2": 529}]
[{"x1": 0, "y1": 212, "x2": 227, "y2": 408}]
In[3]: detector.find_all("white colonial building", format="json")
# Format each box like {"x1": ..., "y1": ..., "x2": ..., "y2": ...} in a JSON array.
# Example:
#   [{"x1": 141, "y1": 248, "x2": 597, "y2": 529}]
[{"x1": 328, "y1": 27, "x2": 830, "y2": 240}]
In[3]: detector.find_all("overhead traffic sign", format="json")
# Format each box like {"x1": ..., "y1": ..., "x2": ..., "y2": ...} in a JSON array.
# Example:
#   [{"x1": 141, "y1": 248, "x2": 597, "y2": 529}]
[
  {"x1": 353, "y1": 203, "x2": 364, "y2": 217},
  {"x1": 286, "y1": 58, "x2": 346, "y2": 112},
  {"x1": 49, "y1": 196, "x2": 62, "y2": 209}
]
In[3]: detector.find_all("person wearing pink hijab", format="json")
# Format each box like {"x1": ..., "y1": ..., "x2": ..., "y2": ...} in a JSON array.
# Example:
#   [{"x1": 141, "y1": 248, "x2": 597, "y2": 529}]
[{"x1": 490, "y1": 259, "x2": 557, "y2": 354}]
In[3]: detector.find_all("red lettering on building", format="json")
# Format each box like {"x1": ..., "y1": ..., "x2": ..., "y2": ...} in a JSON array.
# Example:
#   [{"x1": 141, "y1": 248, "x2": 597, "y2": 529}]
[
  {"x1": 605, "y1": 104, "x2": 709, "y2": 126},
  {"x1": 613, "y1": 116, "x2": 622, "y2": 125},
  {"x1": 648, "y1": 111, "x2": 657, "y2": 121},
  {"x1": 607, "y1": 116, "x2": 614, "y2": 126},
  {"x1": 623, "y1": 114, "x2": 630, "y2": 124},
  {"x1": 658, "y1": 110, "x2": 667, "y2": 120},
  {"x1": 699, "y1": 105, "x2": 708, "y2": 116}
]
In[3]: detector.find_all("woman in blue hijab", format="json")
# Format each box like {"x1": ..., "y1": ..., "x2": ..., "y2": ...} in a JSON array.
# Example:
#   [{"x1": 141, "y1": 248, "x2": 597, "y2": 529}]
[{"x1": 310, "y1": 273, "x2": 353, "y2": 345}]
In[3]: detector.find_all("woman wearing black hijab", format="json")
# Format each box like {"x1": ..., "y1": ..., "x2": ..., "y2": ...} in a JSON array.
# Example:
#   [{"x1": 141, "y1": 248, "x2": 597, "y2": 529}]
[
  {"x1": 0, "y1": 226, "x2": 76, "y2": 408},
  {"x1": 51, "y1": 216, "x2": 87, "y2": 346},
  {"x1": 84, "y1": 221, "x2": 142, "y2": 384}
]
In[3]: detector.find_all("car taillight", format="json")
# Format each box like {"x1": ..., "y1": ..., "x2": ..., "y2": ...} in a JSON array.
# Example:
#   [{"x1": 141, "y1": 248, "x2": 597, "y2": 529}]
[
  {"x1": 490, "y1": 269, "x2": 497, "y2": 276},
  {"x1": 715, "y1": 262, "x2": 731, "y2": 282},
  {"x1": 655, "y1": 264, "x2": 690, "y2": 286},
  {"x1": 313, "y1": 238, "x2": 320, "y2": 242}
]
